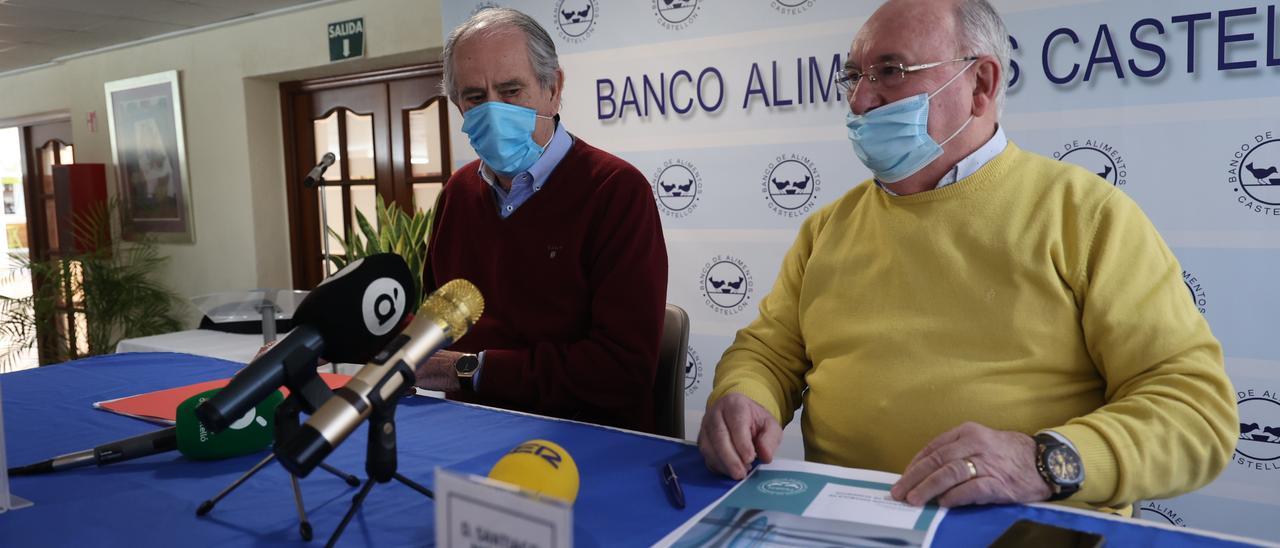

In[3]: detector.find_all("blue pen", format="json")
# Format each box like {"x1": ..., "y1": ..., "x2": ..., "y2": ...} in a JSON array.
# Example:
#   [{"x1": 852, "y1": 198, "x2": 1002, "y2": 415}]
[{"x1": 662, "y1": 462, "x2": 686, "y2": 509}]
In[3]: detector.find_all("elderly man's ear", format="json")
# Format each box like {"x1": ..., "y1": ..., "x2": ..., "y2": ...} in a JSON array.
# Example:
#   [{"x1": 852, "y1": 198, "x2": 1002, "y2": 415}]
[
  {"x1": 549, "y1": 68, "x2": 566, "y2": 110},
  {"x1": 970, "y1": 57, "x2": 1002, "y2": 117}
]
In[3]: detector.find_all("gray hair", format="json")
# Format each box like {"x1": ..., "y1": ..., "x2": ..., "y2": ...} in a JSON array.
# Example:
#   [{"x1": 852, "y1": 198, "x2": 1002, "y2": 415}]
[
  {"x1": 441, "y1": 7, "x2": 561, "y2": 104},
  {"x1": 954, "y1": 0, "x2": 1011, "y2": 116}
]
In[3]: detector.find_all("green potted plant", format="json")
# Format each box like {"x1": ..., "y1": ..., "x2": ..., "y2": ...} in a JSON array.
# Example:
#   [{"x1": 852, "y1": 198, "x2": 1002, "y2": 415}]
[
  {"x1": 326, "y1": 194, "x2": 434, "y2": 309},
  {"x1": 0, "y1": 199, "x2": 185, "y2": 370}
]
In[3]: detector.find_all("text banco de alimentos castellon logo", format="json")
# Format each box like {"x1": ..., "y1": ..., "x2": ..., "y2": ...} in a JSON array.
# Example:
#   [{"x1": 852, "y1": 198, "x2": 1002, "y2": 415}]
[
  {"x1": 1228, "y1": 131, "x2": 1280, "y2": 217},
  {"x1": 761, "y1": 154, "x2": 821, "y2": 218},
  {"x1": 653, "y1": 0, "x2": 701, "y2": 30},
  {"x1": 554, "y1": 0, "x2": 598, "y2": 43},
  {"x1": 651, "y1": 159, "x2": 702, "y2": 218},
  {"x1": 700, "y1": 256, "x2": 753, "y2": 315},
  {"x1": 1234, "y1": 387, "x2": 1280, "y2": 472},
  {"x1": 1053, "y1": 138, "x2": 1127, "y2": 186}
]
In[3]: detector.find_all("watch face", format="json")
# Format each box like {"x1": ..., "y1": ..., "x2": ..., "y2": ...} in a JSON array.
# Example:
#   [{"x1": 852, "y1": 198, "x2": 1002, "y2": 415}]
[
  {"x1": 1046, "y1": 446, "x2": 1083, "y2": 484},
  {"x1": 455, "y1": 355, "x2": 480, "y2": 375}
]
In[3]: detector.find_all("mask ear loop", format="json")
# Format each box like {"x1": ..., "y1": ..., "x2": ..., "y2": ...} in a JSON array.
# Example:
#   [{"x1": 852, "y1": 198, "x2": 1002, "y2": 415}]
[
  {"x1": 928, "y1": 59, "x2": 977, "y2": 100},
  {"x1": 929, "y1": 60, "x2": 978, "y2": 147},
  {"x1": 532, "y1": 113, "x2": 556, "y2": 148}
]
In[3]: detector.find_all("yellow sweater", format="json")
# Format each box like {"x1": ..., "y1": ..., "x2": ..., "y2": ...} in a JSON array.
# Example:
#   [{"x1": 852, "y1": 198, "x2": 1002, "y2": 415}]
[{"x1": 710, "y1": 142, "x2": 1237, "y2": 510}]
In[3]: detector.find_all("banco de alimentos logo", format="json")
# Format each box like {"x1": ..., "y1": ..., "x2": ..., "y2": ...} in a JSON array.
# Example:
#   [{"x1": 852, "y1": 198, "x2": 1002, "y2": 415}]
[
  {"x1": 1228, "y1": 131, "x2": 1280, "y2": 217},
  {"x1": 1138, "y1": 501, "x2": 1187, "y2": 527},
  {"x1": 470, "y1": 2, "x2": 502, "y2": 16},
  {"x1": 683, "y1": 347, "x2": 703, "y2": 396},
  {"x1": 1234, "y1": 387, "x2": 1280, "y2": 472},
  {"x1": 653, "y1": 0, "x2": 701, "y2": 30},
  {"x1": 651, "y1": 159, "x2": 702, "y2": 218},
  {"x1": 758, "y1": 477, "x2": 808, "y2": 495},
  {"x1": 1053, "y1": 139, "x2": 1127, "y2": 186},
  {"x1": 1183, "y1": 270, "x2": 1208, "y2": 315},
  {"x1": 700, "y1": 256, "x2": 753, "y2": 315},
  {"x1": 553, "y1": 0, "x2": 598, "y2": 43},
  {"x1": 772, "y1": 0, "x2": 816, "y2": 15},
  {"x1": 761, "y1": 154, "x2": 821, "y2": 218}
]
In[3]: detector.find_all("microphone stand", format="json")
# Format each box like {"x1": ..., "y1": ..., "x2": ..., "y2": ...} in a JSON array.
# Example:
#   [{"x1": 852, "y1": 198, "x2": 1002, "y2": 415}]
[
  {"x1": 195, "y1": 353, "x2": 360, "y2": 541},
  {"x1": 317, "y1": 174, "x2": 333, "y2": 278},
  {"x1": 324, "y1": 371, "x2": 433, "y2": 548}
]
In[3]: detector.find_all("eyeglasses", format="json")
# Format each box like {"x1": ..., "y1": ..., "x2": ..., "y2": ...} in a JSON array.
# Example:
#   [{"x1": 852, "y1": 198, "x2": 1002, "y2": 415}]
[{"x1": 836, "y1": 56, "x2": 979, "y2": 93}]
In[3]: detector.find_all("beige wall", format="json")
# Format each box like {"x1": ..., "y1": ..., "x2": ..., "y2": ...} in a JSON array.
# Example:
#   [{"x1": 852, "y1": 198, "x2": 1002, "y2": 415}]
[{"x1": 0, "y1": 0, "x2": 443, "y2": 324}]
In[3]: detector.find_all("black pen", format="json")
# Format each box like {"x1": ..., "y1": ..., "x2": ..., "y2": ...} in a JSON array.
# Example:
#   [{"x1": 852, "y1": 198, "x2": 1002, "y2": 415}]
[{"x1": 662, "y1": 462, "x2": 686, "y2": 509}]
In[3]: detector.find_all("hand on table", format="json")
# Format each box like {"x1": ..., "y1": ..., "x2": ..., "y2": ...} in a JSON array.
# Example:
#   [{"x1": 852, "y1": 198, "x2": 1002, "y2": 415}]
[
  {"x1": 412, "y1": 349, "x2": 463, "y2": 392},
  {"x1": 890, "y1": 422, "x2": 1051, "y2": 507},
  {"x1": 697, "y1": 393, "x2": 783, "y2": 480}
]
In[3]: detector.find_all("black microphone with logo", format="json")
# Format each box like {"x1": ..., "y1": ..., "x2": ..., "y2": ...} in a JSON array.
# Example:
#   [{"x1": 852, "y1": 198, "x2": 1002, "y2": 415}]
[
  {"x1": 303, "y1": 152, "x2": 336, "y2": 188},
  {"x1": 276, "y1": 279, "x2": 484, "y2": 478},
  {"x1": 195, "y1": 253, "x2": 415, "y2": 434}
]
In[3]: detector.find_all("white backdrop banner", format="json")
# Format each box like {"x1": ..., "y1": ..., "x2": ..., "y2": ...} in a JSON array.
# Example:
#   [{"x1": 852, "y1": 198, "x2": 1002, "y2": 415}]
[{"x1": 443, "y1": 1, "x2": 1280, "y2": 540}]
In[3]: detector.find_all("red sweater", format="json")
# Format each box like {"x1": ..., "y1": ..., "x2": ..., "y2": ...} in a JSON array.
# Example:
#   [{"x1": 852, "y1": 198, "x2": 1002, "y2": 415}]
[{"x1": 426, "y1": 138, "x2": 668, "y2": 433}]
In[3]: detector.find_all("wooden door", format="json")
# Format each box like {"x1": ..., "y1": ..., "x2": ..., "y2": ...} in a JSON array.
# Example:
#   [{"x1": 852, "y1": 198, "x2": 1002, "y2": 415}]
[
  {"x1": 22, "y1": 119, "x2": 81, "y2": 362},
  {"x1": 282, "y1": 63, "x2": 451, "y2": 289}
]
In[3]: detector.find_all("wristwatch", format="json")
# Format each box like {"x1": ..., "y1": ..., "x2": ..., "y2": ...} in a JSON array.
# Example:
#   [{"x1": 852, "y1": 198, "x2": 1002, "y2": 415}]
[
  {"x1": 1034, "y1": 433, "x2": 1084, "y2": 501},
  {"x1": 454, "y1": 353, "x2": 480, "y2": 391}
]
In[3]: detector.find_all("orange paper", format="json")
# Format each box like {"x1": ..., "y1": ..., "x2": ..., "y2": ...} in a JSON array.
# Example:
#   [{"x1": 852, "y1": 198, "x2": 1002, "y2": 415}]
[{"x1": 93, "y1": 373, "x2": 351, "y2": 425}]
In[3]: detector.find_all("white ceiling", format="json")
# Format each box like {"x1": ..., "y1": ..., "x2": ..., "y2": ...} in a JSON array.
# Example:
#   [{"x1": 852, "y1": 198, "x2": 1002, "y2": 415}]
[{"x1": 0, "y1": 0, "x2": 329, "y2": 74}]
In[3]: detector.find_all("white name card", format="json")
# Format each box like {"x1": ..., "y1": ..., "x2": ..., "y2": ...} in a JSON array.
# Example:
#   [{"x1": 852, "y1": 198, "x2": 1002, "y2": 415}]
[
  {"x1": 0, "y1": 382, "x2": 34, "y2": 513},
  {"x1": 435, "y1": 467, "x2": 571, "y2": 548}
]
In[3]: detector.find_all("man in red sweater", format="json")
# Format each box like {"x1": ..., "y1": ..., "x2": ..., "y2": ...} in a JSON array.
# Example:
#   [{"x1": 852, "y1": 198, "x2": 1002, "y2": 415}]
[{"x1": 413, "y1": 7, "x2": 669, "y2": 433}]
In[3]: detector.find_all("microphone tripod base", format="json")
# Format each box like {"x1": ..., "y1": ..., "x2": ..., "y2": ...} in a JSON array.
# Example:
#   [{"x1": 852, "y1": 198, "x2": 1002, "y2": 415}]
[
  {"x1": 324, "y1": 393, "x2": 432, "y2": 548},
  {"x1": 195, "y1": 451, "x2": 361, "y2": 539},
  {"x1": 325, "y1": 475, "x2": 433, "y2": 548}
]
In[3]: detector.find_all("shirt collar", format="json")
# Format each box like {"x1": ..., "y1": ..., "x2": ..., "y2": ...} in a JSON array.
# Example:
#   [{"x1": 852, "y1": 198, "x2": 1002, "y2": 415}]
[{"x1": 478, "y1": 119, "x2": 572, "y2": 196}]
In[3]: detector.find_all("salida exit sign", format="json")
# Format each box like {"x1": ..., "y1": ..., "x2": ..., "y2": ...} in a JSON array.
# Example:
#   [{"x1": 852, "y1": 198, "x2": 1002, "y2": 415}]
[{"x1": 328, "y1": 18, "x2": 365, "y2": 62}]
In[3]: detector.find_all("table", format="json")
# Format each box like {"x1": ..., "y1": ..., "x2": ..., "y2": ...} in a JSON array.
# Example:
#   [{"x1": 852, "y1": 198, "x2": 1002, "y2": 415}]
[
  {"x1": 115, "y1": 329, "x2": 265, "y2": 364},
  {"x1": 0, "y1": 353, "x2": 1263, "y2": 547}
]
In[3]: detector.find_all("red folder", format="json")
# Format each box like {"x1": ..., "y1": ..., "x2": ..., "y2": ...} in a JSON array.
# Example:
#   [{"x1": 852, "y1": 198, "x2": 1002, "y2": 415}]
[{"x1": 93, "y1": 373, "x2": 351, "y2": 425}]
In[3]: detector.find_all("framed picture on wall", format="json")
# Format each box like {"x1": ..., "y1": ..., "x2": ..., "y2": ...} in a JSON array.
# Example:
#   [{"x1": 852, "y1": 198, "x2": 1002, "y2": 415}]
[{"x1": 103, "y1": 70, "x2": 194, "y2": 243}]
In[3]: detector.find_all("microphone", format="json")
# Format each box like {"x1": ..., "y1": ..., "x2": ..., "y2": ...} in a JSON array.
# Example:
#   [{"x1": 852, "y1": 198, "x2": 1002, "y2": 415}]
[
  {"x1": 488, "y1": 439, "x2": 580, "y2": 504},
  {"x1": 195, "y1": 253, "x2": 415, "y2": 433},
  {"x1": 275, "y1": 279, "x2": 484, "y2": 478},
  {"x1": 9, "y1": 389, "x2": 280, "y2": 475},
  {"x1": 303, "y1": 152, "x2": 336, "y2": 188},
  {"x1": 177, "y1": 388, "x2": 280, "y2": 460}
]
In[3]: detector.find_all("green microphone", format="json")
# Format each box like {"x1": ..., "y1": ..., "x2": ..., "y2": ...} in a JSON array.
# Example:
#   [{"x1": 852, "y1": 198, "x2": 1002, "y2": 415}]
[
  {"x1": 177, "y1": 388, "x2": 281, "y2": 460},
  {"x1": 8, "y1": 388, "x2": 281, "y2": 476}
]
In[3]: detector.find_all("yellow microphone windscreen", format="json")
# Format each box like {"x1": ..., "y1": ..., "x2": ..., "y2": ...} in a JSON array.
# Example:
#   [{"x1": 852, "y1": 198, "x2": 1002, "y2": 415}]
[{"x1": 487, "y1": 439, "x2": 579, "y2": 504}]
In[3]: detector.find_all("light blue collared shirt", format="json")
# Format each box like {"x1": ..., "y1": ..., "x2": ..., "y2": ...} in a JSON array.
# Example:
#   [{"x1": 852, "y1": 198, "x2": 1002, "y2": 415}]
[
  {"x1": 877, "y1": 126, "x2": 1008, "y2": 196},
  {"x1": 478, "y1": 120, "x2": 573, "y2": 219},
  {"x1": 468, "y1": 120, "x2": 573, "y2": 390}
]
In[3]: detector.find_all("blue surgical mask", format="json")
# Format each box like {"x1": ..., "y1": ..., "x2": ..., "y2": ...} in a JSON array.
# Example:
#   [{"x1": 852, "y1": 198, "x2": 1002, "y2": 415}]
[
  {"x1": 845, "y1": 61, "x2": 976, "y2": 183},
  {"x1": 461, "y1": 102, "x2": 553, "y2": 178}
]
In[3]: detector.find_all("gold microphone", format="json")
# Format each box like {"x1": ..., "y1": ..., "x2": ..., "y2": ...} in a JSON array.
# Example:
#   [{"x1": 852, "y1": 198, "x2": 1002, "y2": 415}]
[{"x1": 275, "y1": 279, "x2": 483, "y2": 477}]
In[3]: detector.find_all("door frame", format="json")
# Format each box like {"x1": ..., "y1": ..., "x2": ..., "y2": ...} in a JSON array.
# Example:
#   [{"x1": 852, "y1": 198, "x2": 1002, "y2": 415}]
[{"x1": 0, "y1": 111, "x2": 73, "y2": 365}]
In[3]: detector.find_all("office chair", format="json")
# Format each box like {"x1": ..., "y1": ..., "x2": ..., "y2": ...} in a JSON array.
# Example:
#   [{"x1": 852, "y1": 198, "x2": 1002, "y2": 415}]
[{"x1": 654, "y1": 303, "x2": 690, "y2": 438}]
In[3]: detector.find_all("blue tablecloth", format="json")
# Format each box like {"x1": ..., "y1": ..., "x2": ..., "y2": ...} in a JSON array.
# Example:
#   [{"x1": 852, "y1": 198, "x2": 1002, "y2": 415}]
[{"x1": 0, "y1": 353, "x2": 1257, "y2": 547}]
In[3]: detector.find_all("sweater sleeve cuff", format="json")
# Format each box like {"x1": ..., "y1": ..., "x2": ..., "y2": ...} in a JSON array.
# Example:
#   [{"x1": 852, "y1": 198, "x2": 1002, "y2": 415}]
[
  {"x1": 469, "y1": 348, "x2": 528, "y2": 405},
  {"x1": 711, "y1": 383, "x2": 787, "y2": 426},
  {"x1": 1047, "y1": 424, "x2": 1119, "y2": 505}
]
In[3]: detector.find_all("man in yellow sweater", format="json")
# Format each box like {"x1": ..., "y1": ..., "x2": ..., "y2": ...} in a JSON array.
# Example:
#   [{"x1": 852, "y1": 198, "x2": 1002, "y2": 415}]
[{"x1": 699, "y1": 0, "x2": 1237, "y2": 514}]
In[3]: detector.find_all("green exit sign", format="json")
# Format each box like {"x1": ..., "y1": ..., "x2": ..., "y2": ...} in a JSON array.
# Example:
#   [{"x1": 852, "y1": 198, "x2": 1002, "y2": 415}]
[{"x1": 328, "y1": 18, "x2": 365, "y2": 62}]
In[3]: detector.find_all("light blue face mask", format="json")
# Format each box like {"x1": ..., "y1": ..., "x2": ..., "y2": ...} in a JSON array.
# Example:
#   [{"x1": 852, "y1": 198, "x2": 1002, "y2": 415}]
[
  {"x1": 461, "y1": 102, "x2": 553, "y2": 178},
  {"x1": 845, "y1": 61, "x2": 976, "y2": 183}
]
